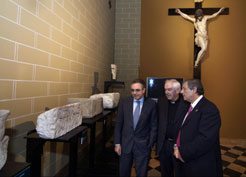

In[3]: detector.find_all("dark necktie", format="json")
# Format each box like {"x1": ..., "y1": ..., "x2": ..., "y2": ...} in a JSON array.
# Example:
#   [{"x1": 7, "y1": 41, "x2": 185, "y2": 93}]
[
  {"x1": 176, "y1": 105, "x2": 193, "y2": 146},
  {"x1": 133, "y1": 101, "x2": 141, "y2": 130}
]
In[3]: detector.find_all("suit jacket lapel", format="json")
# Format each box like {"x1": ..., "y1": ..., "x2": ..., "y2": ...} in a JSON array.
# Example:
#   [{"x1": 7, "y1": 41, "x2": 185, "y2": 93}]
[
  {"x1": 163, "y1": 97, "x2": 169, "y2": 120},
  {"x1": 174, "y1": 99, "x2": 187, "y2": 124},
  {"x1": 175, "y1": 104, "x2": 189, "y2": 133},
  {"x1": 159, "y1": 96, "x2": 168, "y2": 122},
  {"x1": 182, "y1": 97, "x2": 205, "y2": 126},
  {"x1": 129, "y1": 97, "x2": 134, "y2": 129}
]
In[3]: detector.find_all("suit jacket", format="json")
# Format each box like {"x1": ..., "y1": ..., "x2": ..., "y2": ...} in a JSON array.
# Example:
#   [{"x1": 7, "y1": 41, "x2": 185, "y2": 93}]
[
  {"x1": 175, "y1": 97, "x2": 223, "y2": 176},
  {"x1": 114, "y1": 96, "x2": 158, "y2": 154},
  {"x1": 156, "y1": 95, "x2": 189, "y2": 154}
]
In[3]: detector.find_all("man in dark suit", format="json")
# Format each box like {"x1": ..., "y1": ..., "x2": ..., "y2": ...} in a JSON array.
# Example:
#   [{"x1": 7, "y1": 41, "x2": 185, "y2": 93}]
[
  {"x1": 114, "y1": 79, "x2": 157, "y2": 177},
  {"x1": 156, "y1": 79, "x2": 189, "y2": 177},
  {"x1": 173, "y1": 79, "x2": 223, "y2": 177}
]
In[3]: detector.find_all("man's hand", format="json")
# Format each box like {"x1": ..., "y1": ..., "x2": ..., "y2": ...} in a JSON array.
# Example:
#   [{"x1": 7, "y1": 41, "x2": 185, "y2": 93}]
[
  {"x1": 115, "y1": 145, "x2": 121, "y2": 156},
  {"x1": 173, "y1": 146, "x2": 185, "y2": 163}
]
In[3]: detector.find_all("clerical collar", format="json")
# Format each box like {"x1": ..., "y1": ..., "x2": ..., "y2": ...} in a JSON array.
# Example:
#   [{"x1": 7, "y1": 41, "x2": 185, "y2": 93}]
[{"x1": 169, "y1": 96, "x2": 180, "y2": 104}]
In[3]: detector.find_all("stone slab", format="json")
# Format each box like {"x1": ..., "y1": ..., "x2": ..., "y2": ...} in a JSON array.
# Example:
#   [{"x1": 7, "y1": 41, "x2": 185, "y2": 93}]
[
  {"x1": 90, "y1": 93, "x2": 120, "y2": 109},
  {"x1": 36, "y1": 103, "x2": 82, "y2": 139},
  {"x1": 67, "y1": 97, "x2": 103, "y2": 118}
]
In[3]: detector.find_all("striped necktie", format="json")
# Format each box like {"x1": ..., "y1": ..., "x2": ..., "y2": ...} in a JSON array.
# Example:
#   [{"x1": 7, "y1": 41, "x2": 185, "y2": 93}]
[{"x1": 133, "y1": 101, "x2": 141, "y2": 130}]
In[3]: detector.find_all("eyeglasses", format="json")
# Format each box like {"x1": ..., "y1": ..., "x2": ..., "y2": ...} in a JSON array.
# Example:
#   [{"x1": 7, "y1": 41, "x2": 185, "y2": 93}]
[{"x1": 131, "y1": 89, "x2": 142, "y2": 92}]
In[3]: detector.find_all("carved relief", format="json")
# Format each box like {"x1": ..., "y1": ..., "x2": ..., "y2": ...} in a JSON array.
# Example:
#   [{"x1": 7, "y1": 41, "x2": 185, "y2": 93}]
[
  {"x1": 36, "y1": 103, "x2": 82, "y2": 139},
  {"x1": 67, "y1": 97, "x2": 103, "y2": 118}
]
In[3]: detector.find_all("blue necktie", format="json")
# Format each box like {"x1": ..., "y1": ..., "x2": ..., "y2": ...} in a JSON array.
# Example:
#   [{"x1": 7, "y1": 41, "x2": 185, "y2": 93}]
[{"x1": 133, "y1": 101, "x2": 141, "y2": 130}]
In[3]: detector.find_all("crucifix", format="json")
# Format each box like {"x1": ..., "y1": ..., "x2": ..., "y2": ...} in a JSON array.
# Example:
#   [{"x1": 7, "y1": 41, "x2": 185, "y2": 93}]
[{"x1": 168, "y1": 1, "x2": 229, "y2": 79}]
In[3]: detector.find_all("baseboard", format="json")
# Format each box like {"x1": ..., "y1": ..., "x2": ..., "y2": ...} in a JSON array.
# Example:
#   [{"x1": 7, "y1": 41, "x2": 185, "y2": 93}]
[{"x1": 220, "y1": 138, "x2": 246, "y2": 147}]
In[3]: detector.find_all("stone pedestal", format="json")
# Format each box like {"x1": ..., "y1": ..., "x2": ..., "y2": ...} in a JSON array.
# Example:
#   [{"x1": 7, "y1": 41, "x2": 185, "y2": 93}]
[
  {"x1": 36, "y1": 103, "x2": 82, "y2": 139},
  {"x1": 90, "y1": 93, "x2": 120, "y2": 109},
  {"x1": 0, "y1": 110, "x2": 10, "y2": 170},
  {"x1": 67, "y1": 97, "x2": 103, "y2": 118}
]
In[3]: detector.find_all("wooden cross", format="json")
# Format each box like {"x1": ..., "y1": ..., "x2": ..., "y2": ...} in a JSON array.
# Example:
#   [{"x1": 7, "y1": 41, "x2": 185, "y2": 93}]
[{"x1": 168, "y1": 2, "x2": 229, "y2": 79}]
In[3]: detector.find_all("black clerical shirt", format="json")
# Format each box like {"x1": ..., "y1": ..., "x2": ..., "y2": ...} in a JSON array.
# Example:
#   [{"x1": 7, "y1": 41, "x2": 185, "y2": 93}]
[{"x1": 166, "y1": 96, "x2": 181, "y2": 139}]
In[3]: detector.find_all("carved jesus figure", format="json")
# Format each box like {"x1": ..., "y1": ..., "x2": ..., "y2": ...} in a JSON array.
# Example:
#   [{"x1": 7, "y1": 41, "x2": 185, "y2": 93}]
[{"x1": 175, "y1": 8, "x2": 224, "y2": 67}]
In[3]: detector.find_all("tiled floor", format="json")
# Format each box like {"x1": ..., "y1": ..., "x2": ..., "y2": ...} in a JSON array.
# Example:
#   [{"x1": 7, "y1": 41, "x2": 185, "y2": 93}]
[
  {"x1": 76, "y1": 136, "x2": 246, "y2": 176},
  {"x1": 221, "y1": 145, "x2": 246, "y2": 176},
  {"x1": 145, "y1": 143, "x2": 246, "y2": 177}
]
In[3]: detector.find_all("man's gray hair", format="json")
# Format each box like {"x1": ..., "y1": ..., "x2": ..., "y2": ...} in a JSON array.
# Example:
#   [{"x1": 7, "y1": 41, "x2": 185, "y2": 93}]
[{"x1": 165, "y1": 79, "x2": 181, "y2": 92}]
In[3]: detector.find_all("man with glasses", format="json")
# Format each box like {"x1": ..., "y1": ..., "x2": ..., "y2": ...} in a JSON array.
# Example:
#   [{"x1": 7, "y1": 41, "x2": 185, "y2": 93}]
[{"x1": 114, "y1": 79, "x2": 157, "y2": 177}]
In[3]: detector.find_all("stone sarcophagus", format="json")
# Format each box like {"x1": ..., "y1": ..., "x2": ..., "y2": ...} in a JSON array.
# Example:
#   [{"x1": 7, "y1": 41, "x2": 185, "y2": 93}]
[
  {"x1": 0, "y1": 110, "x2": 10, "y2": 170},
  {"x1": 90, "y1": 93, "x2": 120, "y2": 109},
  {"x1": 36, "y1": 103, "x2": 82, "y2": 139},
  {"x1": 67, "y1": 97, "x2": 103, "y2": 118}
]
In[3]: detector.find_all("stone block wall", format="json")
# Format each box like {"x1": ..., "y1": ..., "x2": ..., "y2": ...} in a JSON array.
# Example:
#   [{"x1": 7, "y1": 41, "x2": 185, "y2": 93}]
[
  {"x1": 114, "y1": 0, "x2": 141, "y2": 98},
  {"x1": 0, "y1": 0, "x2": 115, "y2": 175}
]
